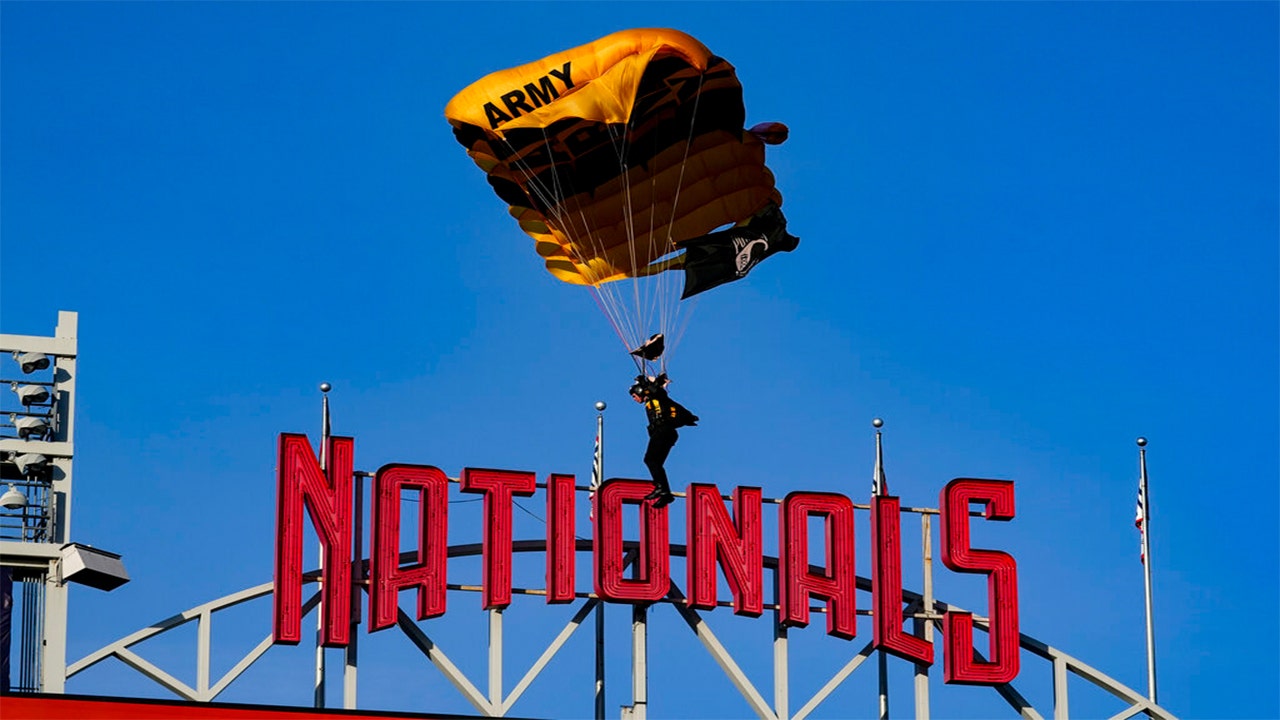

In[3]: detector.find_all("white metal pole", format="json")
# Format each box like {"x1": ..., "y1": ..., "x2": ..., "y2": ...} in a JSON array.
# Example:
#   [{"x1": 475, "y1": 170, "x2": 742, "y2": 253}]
[
  {"x1": 872, "y1": 418, "x2": 886, "y2": 497},
  {"x1": 314, "y1": 383, "x2": 331, "y2": 708},
  {"x1": 773, "y1": 568, "x2": 789, "y2": 720},
  {"x1": 594, "y1": 602, "x2": 606, "y2": 720},
  {"x1": 913, "y1": 515, "x2": 932, "y2": 719},
  {"x1": 631, "y1": 604, "x2": 648, "y2": 720},
  {"x1": 1137, "y1": 437, "x2": 1157, "y2": 704},
  {"x1": 593, "y1": 403, "x2": 606, "y2": 720},
  {"x1": 873, "y1": 418, "x2": 888, "y2": 720},
  {"x1": 878, "y1": 648, "x2": 889, "y2": 719},
  {"x1": 43, "y1": 314, "x2": 76, "y2": 694},
  {"x1": 344, "y1": 471, "x2": 364, "y2": 709},
  {"x1": 489, "y1": 607, "x2": 504, "y2": 709}
]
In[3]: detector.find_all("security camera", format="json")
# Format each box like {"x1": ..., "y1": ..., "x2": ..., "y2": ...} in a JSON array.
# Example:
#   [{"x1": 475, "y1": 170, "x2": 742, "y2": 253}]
[
  {"x1": 13, "y1": 352, "x2": 50, "y2": 374},
  {"x1": 11, "y1": 383, "x2": 51, "y2": 406},
  {"x1": 11, "y1": 453, "x2": 48, "y2": 476},
  {"x1": 11, "y1": 415, "x2": 50, "y2": 441}
]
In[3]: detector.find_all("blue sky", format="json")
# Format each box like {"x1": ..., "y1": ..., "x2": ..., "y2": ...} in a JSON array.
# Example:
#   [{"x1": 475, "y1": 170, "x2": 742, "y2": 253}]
[{"x1": 1, "y1": 2, "x2": 1276, "y2": 718}]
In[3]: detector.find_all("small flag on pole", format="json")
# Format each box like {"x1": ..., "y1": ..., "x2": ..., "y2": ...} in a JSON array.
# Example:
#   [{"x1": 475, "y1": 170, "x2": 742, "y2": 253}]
[
  {"x1": 591, "y1": 432, "x2": 602, "y2": 490},
  {"x1": 1135, "y1": 480, "x2": 1146, "y2": 564},
  {"x1": 1134, "y1": 436, "x2": 1158, "y2": 703},
  {"x1": 588, "y1": 404, "x2": 604, "y2": 520},
  {"x1": 588, "y1": 432, "x2": 602, "y2": 520}
]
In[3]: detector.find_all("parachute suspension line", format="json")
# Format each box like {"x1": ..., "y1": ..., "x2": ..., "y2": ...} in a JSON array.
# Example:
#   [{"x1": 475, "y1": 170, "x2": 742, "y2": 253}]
[
  {"x1": 482, "y1": 58, "x2": 703, "y2": 377},
  {"x1": 587, "y1": 123, "x2": 647, "y2": 359},
  {"x1": 609, "y1": 118, "x2": 666, "y2": 370},
  {"x1": 667, "y1": 294, "x2": 699, "y2": 368},
  {"x1": 654, "y1": 71, "x2": 708, "y2": 374},
  {"x1": 633, "y1": 126, "x2": 670, "y2": 375},
  {"x1": 588, "y1": 285, "x2": 632, "y2": 360},
  {"x1": 552, "y1": 124, "x2": 623, "y2": 339},
  {"x1": 632, "y1": 127, "x2": 671, "y2": 376},
  {"x1": 493, "y1": 130, "x2": 637, "y2": 359},
  {"x1": 609, "y1": 122, "x2": 648, "y2": 359},
  {"x1": 533, "y1": 120, "x2": 641, "y2": 358}
]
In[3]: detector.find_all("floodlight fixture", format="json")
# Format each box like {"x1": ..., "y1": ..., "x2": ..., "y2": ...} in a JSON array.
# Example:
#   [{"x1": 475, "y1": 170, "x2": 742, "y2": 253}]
[
  {"x1": 13, "y1": 352, "x2": 50, "y2": 374},
  {"x1": 11, "y1": 414, "x2": 50, "y2": 440},
  {"x1": 0, "y1": 484, "x2": 27, "y2": 510},
  {"x1": 11, "y1": 453, "x2": 49, "y2": 476},
  {"x1": 60, "y1": 543, "x2": 130, "y2": 591},
  {"x1": 11, "y1": 383, "x2": 51, "y2": 406}
]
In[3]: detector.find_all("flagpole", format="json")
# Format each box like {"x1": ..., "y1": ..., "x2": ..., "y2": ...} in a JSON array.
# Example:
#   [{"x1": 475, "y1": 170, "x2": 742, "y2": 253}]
[
  {"x1": 593, "y1": 400, "x2": 607, "y2": 720},
  {"x1": 1137, "y1": 437, "x2": 1157, "y2": 704},
  {"x1": 872, "y1": 418, "x2": 888, "y2": 720},
  {"x1": 872, "y1": 418, "x2": 886, "y2": 497},
  {"x1": 315, "y1": 382, "x2": 332, "y2": 708}
]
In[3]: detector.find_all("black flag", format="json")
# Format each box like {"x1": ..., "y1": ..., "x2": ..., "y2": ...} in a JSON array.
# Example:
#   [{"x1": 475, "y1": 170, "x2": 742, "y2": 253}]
[{"x1": 679, "y1": 204, "x2": 799, "y2": 299}]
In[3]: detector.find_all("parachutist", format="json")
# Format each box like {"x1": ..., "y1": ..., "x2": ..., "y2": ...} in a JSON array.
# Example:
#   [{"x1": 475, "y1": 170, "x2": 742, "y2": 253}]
[{"x1": 629, "y1": 373, "x2": 699, "y2": 508}]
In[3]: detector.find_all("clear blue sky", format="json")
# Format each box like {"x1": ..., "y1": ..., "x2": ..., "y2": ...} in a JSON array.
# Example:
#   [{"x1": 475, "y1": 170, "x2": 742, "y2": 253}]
[{"x1": 2, "y1": 2, "x2": 1276, "y2": 718}]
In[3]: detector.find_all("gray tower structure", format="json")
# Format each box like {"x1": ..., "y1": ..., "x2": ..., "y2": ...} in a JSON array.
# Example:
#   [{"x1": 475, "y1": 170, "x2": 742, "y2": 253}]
[{"x1": 0, "y1": 311, "x2": 127, "y2": 693}]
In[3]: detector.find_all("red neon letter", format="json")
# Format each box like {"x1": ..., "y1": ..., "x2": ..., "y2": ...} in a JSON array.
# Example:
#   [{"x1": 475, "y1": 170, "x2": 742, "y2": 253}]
[
  {"x1": 871, "y1": 495, "x2": 933, "y2": 664},
  {"x1": 593, "y1": 479, "x2": 670, "y2": 602},
  {"x1": 369, "y1": 464, "x2": 449, "y2": 632},
  {"x1": 273, "y1": 433, "x2": 353, "y2": 646},
  {"x1": 686, "y1": 484, "x2": 763, "y2": 616},
  {"x1": 779, "y1": 492, "x2": 857, "y2": 639},
  {"x1": 546, "y1": 473, "x2": 577, "y2": 603},
  {"x1": 940, "y1": 478, "x2": 1019, "y2": 685},
  {"x1": 461, "y1": 468, "x2": 537, "y2": 609}
]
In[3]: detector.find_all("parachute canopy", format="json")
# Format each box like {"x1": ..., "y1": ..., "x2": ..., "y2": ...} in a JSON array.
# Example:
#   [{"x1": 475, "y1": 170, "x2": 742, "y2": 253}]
[
  {"x1": 446, "y1": 29, "x2": 796, "y2": 371},
  {"x1": 445, "y1": 28, "x2": 787, "y2": 287}
]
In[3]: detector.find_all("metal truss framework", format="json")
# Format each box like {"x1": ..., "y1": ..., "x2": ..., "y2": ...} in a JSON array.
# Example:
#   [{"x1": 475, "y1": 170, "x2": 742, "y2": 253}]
[{"x1": 67, "y1": 533, "x2": 1176, "y2": 720}]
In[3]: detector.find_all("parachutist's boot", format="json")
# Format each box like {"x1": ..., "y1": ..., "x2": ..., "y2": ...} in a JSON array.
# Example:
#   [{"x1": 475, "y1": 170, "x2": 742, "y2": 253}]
[{"x1": 644, "y1": 473, "x2": 673, "y2": 503}]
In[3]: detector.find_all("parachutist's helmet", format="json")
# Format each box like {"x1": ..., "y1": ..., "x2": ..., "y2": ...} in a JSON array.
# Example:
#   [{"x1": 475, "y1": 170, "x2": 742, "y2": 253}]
[{"x1": 629, "y1": 376, "x2": 649, "y2": 398}]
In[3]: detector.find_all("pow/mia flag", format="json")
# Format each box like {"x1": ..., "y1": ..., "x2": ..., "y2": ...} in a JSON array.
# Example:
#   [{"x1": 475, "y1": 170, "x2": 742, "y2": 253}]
[{"x1": 679, "y1": 204, "x2": 800, "y2": 299}]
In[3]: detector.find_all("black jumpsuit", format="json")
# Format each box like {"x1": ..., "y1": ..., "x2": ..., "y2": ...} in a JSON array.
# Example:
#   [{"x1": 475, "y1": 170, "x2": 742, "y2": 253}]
[
  {"x1": 643, "y1": 392, "x2": 680, "y2": 495},
  {"x1": 638, "y1": 382, "x2": 697, "y2": 496}
]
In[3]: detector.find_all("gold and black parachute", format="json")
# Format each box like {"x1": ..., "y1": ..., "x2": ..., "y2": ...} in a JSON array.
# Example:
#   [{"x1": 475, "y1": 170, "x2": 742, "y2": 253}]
[{"x1": 446, "y1": 29, "x2": 797, "y2": 370}]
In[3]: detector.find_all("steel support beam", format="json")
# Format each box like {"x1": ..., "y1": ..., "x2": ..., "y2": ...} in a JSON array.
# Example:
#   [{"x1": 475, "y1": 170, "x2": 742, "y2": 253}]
[
  {"x1": 630, "y1": 603, "x2": 648, "y2": 720},
  {"x1": 913, "y1": 514, "x2": 934, "y2": 719},
  {"x1": 489, "y1": 608, "x2": 503, "y2": 713}
]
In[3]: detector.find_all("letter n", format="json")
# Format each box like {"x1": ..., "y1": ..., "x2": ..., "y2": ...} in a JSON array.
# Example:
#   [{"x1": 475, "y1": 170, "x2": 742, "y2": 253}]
[
  {"x1": 779, "y1": 492, "x2": 857, "y2": 639},
  {"x1": 686, "y1": 484, "x2": 763, "y2": 616},
  {"x1": 369, "y1": 465, "x2": 450, "y2": 631},
  {"x1": 273, "y1": 433, "x2": 353, "y2": 645},
  {"x1": 940, "y1": 478, "x2": 1019, "y2": 685},
  {"x1": 871, "y1": 495, "x2": 932, "y2": 664}
]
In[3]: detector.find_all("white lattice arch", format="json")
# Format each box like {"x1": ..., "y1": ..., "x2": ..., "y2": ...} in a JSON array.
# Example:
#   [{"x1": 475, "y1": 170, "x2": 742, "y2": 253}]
[{"x1": 67, "y1": 539, "x2": 1175, "y2": 720}]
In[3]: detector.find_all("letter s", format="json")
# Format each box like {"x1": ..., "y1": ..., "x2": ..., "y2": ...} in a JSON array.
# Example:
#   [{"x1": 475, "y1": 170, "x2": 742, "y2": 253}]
[{"x1": 940, "y1": 478, "x2": 1019, "y2": 685}]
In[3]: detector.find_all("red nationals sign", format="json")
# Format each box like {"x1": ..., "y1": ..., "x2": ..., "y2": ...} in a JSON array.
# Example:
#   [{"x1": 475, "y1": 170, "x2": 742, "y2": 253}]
[{"x1": 272, "y1": 434, "x2": 1020, "y2": 686}]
